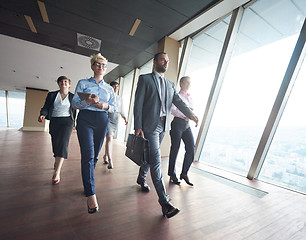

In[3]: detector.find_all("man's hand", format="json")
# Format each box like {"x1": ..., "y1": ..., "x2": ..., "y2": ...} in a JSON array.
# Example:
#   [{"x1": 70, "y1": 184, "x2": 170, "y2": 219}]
[
  {"x1": 135, "y1": 129, "x2": 144, "y2": 138},
  {"x1": 189, "y1": 114, "x2": 199, "y2": 127}
]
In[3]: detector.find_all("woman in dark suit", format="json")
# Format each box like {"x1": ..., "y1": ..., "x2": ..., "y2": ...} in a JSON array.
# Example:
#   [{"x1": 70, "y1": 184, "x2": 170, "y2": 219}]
[{"x1": 38, "y1": 76, "x2": 76, "y2": 185}]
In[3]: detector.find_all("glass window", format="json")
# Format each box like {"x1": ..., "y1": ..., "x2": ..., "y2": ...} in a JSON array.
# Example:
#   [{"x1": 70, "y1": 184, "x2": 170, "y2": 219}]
[
  {"x1": 139, "y1": 59, "x2": 153, "y2": 75},
  {"x1": 187, "y1": 15, "x2": 232, "y2": 138},
  {"x1": 259, "y1": 54, "x2": 306, "y2": 193},
  {"x1": 116, "y1": 72, "x2": 134, "y2": 141},
  {"x1": 184, "y1": 14, "x2": 231, "y2": 154},
  {"x1": 7, "y1": 91, "x2": 26, "y2": 128},
  {"x1": 116, "y1": 60, "x2": 153, "y2": 141},
  {"x1": 200, "y1": 0, "x2": 305, "y2": 175},
  {"x1": 0, "y1": 90, "x2": 7, "y2": 127}
]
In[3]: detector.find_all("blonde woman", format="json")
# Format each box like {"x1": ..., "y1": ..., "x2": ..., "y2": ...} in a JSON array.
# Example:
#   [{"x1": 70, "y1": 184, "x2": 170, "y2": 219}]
[{"x1": 72, "y1": 53, "x2": 116, "y2": 214}]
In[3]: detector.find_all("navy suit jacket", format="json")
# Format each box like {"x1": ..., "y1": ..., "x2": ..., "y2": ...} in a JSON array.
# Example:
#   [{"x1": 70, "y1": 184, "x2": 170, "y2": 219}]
[{"x1": 134, "y1": 73, "x2": 193, "y2": 132}]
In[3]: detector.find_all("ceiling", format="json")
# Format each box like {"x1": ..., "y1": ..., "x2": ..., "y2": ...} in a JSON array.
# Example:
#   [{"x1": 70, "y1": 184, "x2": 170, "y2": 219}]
[{"x1": 0, "y1": 0, "x2": 218, "y2": 92}]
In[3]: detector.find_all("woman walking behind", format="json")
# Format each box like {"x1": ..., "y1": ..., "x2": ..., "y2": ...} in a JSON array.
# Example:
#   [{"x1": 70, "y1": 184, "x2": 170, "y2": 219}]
[
  {"x1": 38, "y1": 76, "x2": 76, "y2": 185},
  {"x1": 102, "y1": 81, "x2": 128, "y2": 169},
  {"x1": 168, "y1": 76, "x2": 195, "y2": 186}
]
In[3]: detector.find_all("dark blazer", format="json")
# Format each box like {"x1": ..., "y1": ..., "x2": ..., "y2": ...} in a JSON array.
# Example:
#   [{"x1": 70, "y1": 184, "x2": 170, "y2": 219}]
[
  {"x1": 40, "y1": 91, "x2": 76, "y2": 121},
  {"x1": 134, "y1": 73, "x2": 193, "y2": 132}
]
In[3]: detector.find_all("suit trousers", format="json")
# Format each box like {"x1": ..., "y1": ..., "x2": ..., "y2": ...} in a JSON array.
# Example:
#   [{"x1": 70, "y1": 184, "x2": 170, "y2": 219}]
[
  {"x1": 168, "y1": 117, "x2": 194, "y2": 176},
  {"x1": 138, "y1": 118, "x2": 168, "y2": 206},
  {"x1": 49, "y1": 116, "x2": 74, "y2": 159},
  {"x1": 76, "y1": 110, "x2": 109, "y2": 197}
]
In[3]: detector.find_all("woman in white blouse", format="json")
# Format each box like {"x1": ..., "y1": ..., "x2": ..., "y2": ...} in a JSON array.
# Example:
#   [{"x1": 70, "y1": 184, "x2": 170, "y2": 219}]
[
  {"x1": 103, "y1": 81, "x2": 128, "y2": 169},
  {"x1": 38, "y1": 76, "x2": 76, "y2": 185}
]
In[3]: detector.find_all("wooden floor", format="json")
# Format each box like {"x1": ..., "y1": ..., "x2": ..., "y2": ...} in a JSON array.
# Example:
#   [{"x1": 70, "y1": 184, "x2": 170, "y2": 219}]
[{"x1": 1, "y1": 128, "x2": 306, "y2": 240}]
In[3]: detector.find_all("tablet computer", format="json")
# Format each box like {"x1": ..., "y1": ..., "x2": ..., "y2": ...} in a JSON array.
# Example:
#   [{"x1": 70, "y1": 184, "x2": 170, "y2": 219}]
[{"x1": 77, "y1": 92, "x2": 93, "y2": 100}]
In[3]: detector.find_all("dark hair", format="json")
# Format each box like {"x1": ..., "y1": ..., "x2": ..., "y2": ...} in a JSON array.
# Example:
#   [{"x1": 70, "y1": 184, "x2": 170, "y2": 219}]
[
  {"x1": 153, "y1": 52, "x2": 167, "y2": 61},
  {"x1": 57, "y1": 76, "x2": 71, "y2": 84},
  {"x1": 110, "y1": 81, "x2": 119, "y2": 87}
]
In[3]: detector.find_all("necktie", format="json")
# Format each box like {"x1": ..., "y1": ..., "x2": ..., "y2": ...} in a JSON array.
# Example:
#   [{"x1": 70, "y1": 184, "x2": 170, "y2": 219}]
[{"x1": 159, "y1": 77, "x2": 166, "y2": 115}]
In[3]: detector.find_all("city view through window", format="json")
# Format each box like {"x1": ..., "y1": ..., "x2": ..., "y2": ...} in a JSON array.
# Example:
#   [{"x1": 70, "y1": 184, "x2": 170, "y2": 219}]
[{"x1": 182, "y1": 0, "x2": 306, "y2": 193}]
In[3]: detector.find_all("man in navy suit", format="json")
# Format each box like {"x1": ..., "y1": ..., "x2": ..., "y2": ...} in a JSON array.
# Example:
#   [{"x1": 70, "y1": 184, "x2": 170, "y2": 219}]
[{"x1": 133, "y1": 52, "x2": 198, "y2": 218}]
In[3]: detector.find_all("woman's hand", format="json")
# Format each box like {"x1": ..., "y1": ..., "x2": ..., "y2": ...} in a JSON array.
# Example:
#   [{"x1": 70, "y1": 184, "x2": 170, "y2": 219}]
[
  {"x1": 123, "y1": 117, "x2": 128, "y2": 125},
  {"x1": 38, "y1": 115, "x2": 45, "y2": 123},
  {"x1": 85, "y1": 94, "x2": 99, "y2": 105},
  {"x1": 93, "y1": 102, "x2": 109, "y2": 110}
]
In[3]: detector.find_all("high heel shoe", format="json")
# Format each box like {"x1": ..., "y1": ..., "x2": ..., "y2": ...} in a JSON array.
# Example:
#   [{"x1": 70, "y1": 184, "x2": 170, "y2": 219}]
[
  {"x1": 180, "y1": 173, "x2": 193, "y2": 186},
  {"x1": 107, "y1": 159, "x2": 113, "y2": 169},
  {"x1": 52, "y1": 179, "x2": 60, "y2": 185},
  {"x1": 103, "y1": 155, "x2": 109, "y2": 164},
  {"x1": 87, "y1": 200, "x2": 99, "y2": 214},
  {"x1": 52, "y1": 175, "x2": 60, "y2": 185}
]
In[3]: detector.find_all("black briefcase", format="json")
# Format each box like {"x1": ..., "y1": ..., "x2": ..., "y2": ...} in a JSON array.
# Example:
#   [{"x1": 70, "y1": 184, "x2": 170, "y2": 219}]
[{"x1": 125, "y1": 134, "x2": 149, "y2": 166}]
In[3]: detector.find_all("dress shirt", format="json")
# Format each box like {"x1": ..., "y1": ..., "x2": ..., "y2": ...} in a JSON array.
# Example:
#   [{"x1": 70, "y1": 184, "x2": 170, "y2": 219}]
[
  {"x1": 72, "y1": 77, "x2": 116, "y2": 112},
  {"x1": 171, "y1": 90, "x2": 193, "y2": 119}
]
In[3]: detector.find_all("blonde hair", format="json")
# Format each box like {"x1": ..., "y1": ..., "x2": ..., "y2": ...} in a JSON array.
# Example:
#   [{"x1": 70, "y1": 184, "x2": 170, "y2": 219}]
[
  {"x1": 180, "y1": 76, "x2": 190, "y2": 83},
  {"x1": 90, "y1": 53, "x2": 108, "y2": 65}
]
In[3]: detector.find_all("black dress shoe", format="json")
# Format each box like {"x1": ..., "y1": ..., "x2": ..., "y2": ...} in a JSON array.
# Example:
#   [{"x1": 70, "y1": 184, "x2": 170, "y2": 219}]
[
  {"x1": 180, "y1": 173, "x2": 193, "y2": 186},
  {"x1": 136, "y1": 179, "x2": 150, "y2": 192},
  {"x1": 162, "y1": 202, "x2": 180, "y2": 218},
  {"x1": 169, "y1": 175, "x2": 181, "y2": 185}
]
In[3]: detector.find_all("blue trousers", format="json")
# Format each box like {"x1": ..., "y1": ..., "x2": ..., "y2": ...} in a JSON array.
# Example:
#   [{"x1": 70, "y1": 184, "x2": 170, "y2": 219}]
[
  {"x1": 168, "y1": 117, "x2": 194, "y2": 176},
  {"x1": 76, "y1": 110, "x2": 109, "y2": 197},
  {"x1": 138, "y1": 118, "x2": 168, "y2": 206}
]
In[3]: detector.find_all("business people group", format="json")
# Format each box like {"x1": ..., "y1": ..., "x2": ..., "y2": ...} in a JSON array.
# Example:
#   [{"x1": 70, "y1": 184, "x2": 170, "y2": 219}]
[
  {"x1": 42, "y1": 52, "x2": 197, "y2": 218},
  {"x1": 133, "y1": 52, "x2": 198, "y2": 218}
]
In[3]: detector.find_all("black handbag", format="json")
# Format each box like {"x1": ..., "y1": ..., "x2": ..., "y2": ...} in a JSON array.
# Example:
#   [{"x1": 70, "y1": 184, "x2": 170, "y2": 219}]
[{"x1": 125, "y1": 134, "x2": 149, "y2": 166}]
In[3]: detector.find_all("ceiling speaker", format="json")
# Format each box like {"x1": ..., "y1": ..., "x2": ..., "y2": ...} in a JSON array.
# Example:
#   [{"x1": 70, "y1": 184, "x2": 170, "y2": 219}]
[{"x1": 77, "y1": 33, "x2": 101, "y2": 51}]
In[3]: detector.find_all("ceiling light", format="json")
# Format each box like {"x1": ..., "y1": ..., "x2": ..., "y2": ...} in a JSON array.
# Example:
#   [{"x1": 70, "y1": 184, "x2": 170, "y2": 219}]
[
  {"x1": 24, "y1": 15, "x2": 37, "y2": 33},
  {"x1": 129, "y1": 18, "x2": 141, "y2": 36},
  {"x1": 37, "y1": 1, "x2": 50, "y2": 23}
]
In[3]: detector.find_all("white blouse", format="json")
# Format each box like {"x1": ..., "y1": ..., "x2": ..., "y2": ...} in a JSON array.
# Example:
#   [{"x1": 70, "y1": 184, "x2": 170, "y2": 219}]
[
  {"x1": 51, "y1": 92, "x2": 70, "y2": 117},
  {"x1": 115, "y1": 95, "x2": 126, "y2": 118}
]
